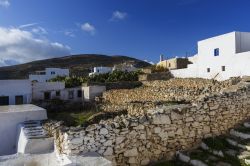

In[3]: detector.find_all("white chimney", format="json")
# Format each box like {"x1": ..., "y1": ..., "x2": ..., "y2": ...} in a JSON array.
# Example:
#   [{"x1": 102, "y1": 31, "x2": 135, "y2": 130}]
[{"x1": 160, "y1": 54, "x2": 164, "y2": 62}]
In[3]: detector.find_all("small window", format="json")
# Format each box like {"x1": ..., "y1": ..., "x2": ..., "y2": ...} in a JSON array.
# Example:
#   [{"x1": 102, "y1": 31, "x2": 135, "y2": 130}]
[
  {"x1": 207, "y1": 68, "x2": 210, "y2": 73},
  {"x1": 68, "y1": 91, "x2": 74, "y2": 99},
  {"x1": 15, "y1": 95, "x2": 23, "y2": 105},
  {"x1": 222, "y1": 66, "x2": 225, "y2": 71},
  {"x1": 56, "y1": 91, "x2": 60, "y2": 96},
  {"x1": 168, "y1": 63, "x2": 171, "y2": 67},
  {"x1": 51, "y1": 71, "x2": 55, "y2": 75},
  {"x1": 77, "y1": 90, "x2": 82, "y2": 98},
  {"x1": 44, "y1": 92, "x2": 51, "y2": 100},
  {"x1": 214, "y1": 48, "x2": 219, "y2": 56}
]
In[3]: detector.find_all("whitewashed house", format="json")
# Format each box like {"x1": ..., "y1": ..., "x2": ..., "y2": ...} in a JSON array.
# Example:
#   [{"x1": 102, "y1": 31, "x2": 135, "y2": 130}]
[
  {"x1": 29, "y1": 68, "x2": 69, "y2": 82},
  {"x1": 32, "y1": 82, "x2": 83, "y2": 102},
  {"x1": 0, "y1": 104, "x2": 47, "y2": 155},
  {"x1": 89, "y1": 67, "x2": 113, "y2": 76},
  {"x1": 0, "y1": 80, "x2": 32, "y2": 105},
  {"x1": 171, "y1": 31, "x2": 250, "y2": 80}
]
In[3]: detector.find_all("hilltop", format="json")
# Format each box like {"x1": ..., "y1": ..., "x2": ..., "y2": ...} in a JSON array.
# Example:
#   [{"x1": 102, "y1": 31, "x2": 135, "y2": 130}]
[{"x1": 0, "y1": 54, "x2": 151, "y2": 79}]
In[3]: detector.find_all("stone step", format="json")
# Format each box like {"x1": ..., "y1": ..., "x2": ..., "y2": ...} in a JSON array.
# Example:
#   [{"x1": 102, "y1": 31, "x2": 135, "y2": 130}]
[
  {"x1": 226, "y1": 135, "x2": 250, "y2": 150},
  {"x1": 244, "y1": 122, "x2": 250, "y2": 128},
  {"x1": 230, "y1": 129, "x2": 250, "y2": 139}
]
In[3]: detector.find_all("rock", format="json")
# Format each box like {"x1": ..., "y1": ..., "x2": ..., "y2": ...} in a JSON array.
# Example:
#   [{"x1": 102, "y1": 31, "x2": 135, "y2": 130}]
[
  {"x1": 103, "y1": 140, "x2": 113, "y2": 146},
  {"x1": 85, "y1": 124, "x2": 97, "y2": 131},
  {"x1": 152, "y1": 114, "x2": 171, "y2": 125},
  {"x1": 71, "y1": 137, "x2": 83, "y2": 145},
  {"x1": 124, "y1": 148, "x2": 138, "y2": 157},
  {"x1": 190, "y1": 159, "x2": 208, "y2": 166},
  {"x1": 186, "y1": 117, "x2": 194, "y2": 122},
  {"x1": 116, "y1": 137, "x2": 125, "y2": 144},
  {"x1": 128, "y1": 157, "x2": 137, "y2": 163},
  {"x1": 100, "y1": 128, "x2": 109, "y2": 135},
  {"x1": 103, "y1": 147, "x2": 113, "y2": 156},
  {"x1": 154, "y1": 127, "x2": 161, "y2": 133},
  {"x1": 141, "y1": 158, "x2": 150, "y2": 165}
]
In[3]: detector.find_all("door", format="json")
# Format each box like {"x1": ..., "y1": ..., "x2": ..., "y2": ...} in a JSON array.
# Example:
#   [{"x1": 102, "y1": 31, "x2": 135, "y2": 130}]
[
  {"x1": 44, "y1": 92, "x2": 51, "y2": 100},
  {"x1": 15, "y1": 95, "x2": 23, "y2": 105},
  {"x1": 0, "y1": 96, "x2": 9, "y2": 106}
]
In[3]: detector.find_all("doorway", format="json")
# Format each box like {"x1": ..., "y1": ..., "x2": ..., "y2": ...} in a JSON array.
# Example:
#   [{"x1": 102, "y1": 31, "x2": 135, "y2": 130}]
[
  {"x1": 15, "y1": 95, "x2": 24, "y2": 105},
  {"x1": 0, "y1": 96, "x2": 9, "y2": 106}
]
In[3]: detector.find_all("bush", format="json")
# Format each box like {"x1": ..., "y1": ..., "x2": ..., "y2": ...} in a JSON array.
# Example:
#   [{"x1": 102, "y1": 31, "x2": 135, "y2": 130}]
[
  {"x1": 151, "y1": 65, "x2": 169, "y2": 73},
  {"x1": 49, "y1": 70, "x2": 142, "y2": 87}
]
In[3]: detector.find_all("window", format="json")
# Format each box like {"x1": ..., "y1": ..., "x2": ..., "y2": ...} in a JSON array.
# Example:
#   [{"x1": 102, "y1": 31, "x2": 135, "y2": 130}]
[
  {"x1": 207, "y1": 68, "x2": 210, "y2": 73},
  {"x1": 168, "y1": 63, "x2": 171, "y2": 67},
  {"x1": 44, "y1": 92, "x2": 51, "y2": 100},
  {"x1": 51, "y1": 71, "x2": 55, "y2": 75},
  {"x1": 0, "y1": 96, "x2": 9, "y2": 106},
  {"x1": 56, "y1": 91, "x2": 60, "y2": 96},
  {"x1": 15, "y1": 96, "x2": 23, "y2": 105},
  {"x1": 68, "y1": 91, "x2": 74, "y2": 99},
  {"x1": 77, "y1": 90, "x2": 82, "y2": 98},
  {"x1": 222, "y1": 66, "x2": 225, "y2": 71},
  {"x1": 214, "y1": 48, "x2": 219, "y2": 56}
]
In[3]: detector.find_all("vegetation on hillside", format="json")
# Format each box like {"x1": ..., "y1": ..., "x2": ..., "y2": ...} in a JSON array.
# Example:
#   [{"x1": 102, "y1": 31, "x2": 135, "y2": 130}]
[
  {"x1": 49, "y1": 70, "x2": 143, "y2": 88},
  {"x1": 0, "y1": 54, "x2": 151, "y2": 79}
]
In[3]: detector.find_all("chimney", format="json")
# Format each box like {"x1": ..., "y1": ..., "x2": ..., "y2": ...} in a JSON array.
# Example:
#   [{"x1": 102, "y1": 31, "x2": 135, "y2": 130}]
[{"x1": 160, "y1": 54, "x2": 164, "y2": 62}]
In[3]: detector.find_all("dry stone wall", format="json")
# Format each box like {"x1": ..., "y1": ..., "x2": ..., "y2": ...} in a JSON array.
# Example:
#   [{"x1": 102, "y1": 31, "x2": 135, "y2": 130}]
[
  {"x1": 100, "y1": 78, "x2": 240, "y2": 114},
  {"x1": 44, "y1": 79, "x2": 250, "y2": 166}
]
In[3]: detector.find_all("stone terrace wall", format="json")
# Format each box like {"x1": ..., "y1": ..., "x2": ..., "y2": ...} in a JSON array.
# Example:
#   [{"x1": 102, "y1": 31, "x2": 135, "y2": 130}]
[
  {"x1": 100, "y1": 78, "x2": 240, "y2": 114},
  {"x1": 102, "y1": 78, "x2": 240, "y2": 105},
  {"x1": 44, "y1": 80, "x2": 250, "y2": 166}
]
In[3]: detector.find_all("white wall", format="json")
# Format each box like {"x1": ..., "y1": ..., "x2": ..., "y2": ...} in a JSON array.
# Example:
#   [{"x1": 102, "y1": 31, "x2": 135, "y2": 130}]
[
  {"x1": 82, "y1": 86, "x2": 106, "y2": 101},
  {"x1": 171, "y1": 31, "x2": 250, "y2": 80},
  {"x1": 0, "y1": 104, "x2": 47, "y2": 155},
  {"x1": 29, "y1": 68, "x2": 69, "y2": 82},
  {"x1": 60, "y1": 87, "x2": 83, "y2": 102},
  {"x1": 32, "y1": 82, "x2": 65, "y2": 100},
  {"x1": 0, "y1": 80, "x2": 32, "y2": 105}
]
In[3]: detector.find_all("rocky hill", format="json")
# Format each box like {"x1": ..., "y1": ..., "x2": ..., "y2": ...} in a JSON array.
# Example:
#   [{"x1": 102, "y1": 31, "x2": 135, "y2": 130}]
[{"x1": 0, "y1": 54, "x2": 151, "y2": 79}]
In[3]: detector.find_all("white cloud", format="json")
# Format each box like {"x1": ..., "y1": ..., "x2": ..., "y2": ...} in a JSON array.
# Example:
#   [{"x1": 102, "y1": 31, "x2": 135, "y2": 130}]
[
  {"x1": 0, "y1": 0, "x2": 10, "y2": 8},
  {"x1": 0, "y1": 27, "x2": 71, "y2": 66},
  {"x1": 32, "y1": 26, "x2": 48, "y2": 35},
  {"x1": 81, "y1": 22, "x2": 95, "y2": 35},
  {"x1": 19, "y1": 23, "x2": 39, "y2": 29},
  {"x1": 111, "y1": 11, "x2": 127, "y2": 21},
  {"x1": 64, "y1": 30, "x2": 75, "y2": 37}
]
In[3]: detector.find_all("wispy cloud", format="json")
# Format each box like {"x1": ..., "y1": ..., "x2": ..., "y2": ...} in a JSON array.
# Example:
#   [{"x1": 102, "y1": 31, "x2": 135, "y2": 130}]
[
  {"x1": 81, "y1": 22, "x2": 95, "y2": 35},
  {"x1": 32, "y1": 26, "x2": 48, "y2": 35},
  {"x1": 0, "y1": 0, "x2": 10, "y2": 8},
  {"x1": 19, "y1": 23, "x2": 39, "y2": 29},
  {"x1": 110, "y1": 11, "x2": 127, "y2": 21},
  {"x1": 64, "y1": 30, "x2": 75, "y2": 37}
]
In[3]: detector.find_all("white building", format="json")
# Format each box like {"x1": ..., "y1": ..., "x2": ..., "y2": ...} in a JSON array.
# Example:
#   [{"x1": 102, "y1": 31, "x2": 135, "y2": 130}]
[
  {"x1": 32, "y1": 82, "x2": 83, "y2": 102},
  {"x1": 0, "y1": 104, "x2": 47, "y2": 155},
  {"x1": 29, "y1": 68, "x2": 69, "y2": 82},
  {"x1": 0, "y1": 80, "x2": 32, "y2": 106},
  {"x1": 171, "y1": 31, "x2": 250, "y2": 80},
  {"x1": 89, "y1": 67, "x2": 113, "y2": 76}
]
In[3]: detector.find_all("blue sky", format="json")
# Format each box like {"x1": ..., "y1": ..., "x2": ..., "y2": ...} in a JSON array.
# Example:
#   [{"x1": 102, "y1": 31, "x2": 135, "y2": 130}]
[{"x1": 0, "y1": 0, "x2": 250, "y2": 66}]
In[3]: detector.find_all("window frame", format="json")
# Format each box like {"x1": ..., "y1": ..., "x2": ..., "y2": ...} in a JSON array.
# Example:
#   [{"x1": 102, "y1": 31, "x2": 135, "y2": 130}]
[
  {"x1": 222, "y1": 66, "x2": 225, "y2": 71},
  {"x1": 214, "y1": 48, "x2": 219, "y2": 56}
]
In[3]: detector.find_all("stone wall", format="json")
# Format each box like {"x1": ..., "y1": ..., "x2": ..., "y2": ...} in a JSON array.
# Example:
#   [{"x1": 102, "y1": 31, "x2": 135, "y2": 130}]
[
  {"x1": 101, "y1": 78, "x2": 240, "y2": 107},
  {"x1": 43, "y1": 79, "x2": 250, "y2": 166},
  {"x1": 138, "y1": 72, "x2": 173, "y2": 81}
]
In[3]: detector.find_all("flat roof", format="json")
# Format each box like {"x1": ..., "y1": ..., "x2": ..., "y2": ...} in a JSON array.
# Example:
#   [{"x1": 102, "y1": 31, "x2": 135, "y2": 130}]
[{"x1": 0, "y1": 104, "x2": 46, "y2": 113}]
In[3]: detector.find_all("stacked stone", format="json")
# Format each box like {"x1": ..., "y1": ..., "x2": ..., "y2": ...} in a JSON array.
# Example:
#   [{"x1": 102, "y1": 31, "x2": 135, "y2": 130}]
[
  {"x1": 43, "y1": 78, "x2": 250, "y2": 166},
  {"x1": 101, "y1": 78, "x2": 240, "y2": 113}
]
